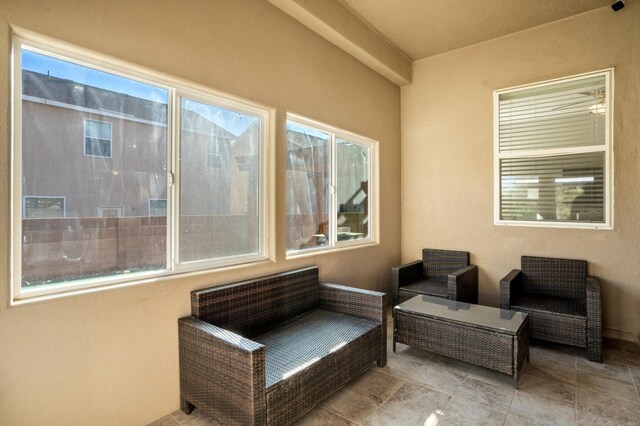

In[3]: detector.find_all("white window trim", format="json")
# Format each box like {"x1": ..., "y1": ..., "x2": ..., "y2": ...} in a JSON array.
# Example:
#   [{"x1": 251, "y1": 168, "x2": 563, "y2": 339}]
[
  {"x1": 83, "y1": 118, "x2": 113, "y2": 158},
  {"x1": 493, "y1": 69, "x2": 614, "y2": 230},
  {"x1": 10, "y1": 30, "x2": 275, "y2": 304},
  {"x1": 285, "y1": 113, "x2": 379, "y2": 258},
  {"x1": 23, "y1": 195, "x2": 66, "y2": 218}
]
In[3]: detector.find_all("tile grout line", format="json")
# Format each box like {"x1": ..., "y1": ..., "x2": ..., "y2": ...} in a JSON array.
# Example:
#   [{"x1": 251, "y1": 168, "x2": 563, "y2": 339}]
[
  {"x1": 358, "y1": 381, "x2": 407, "y2": 425},
  {"x1": 319, "y1": 406, "x2": 363, "y2": 426}
]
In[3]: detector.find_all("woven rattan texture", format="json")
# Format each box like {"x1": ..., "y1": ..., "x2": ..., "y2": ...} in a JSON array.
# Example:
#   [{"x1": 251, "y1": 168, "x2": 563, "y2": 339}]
[
  {"x1": 521, "y1": 256, "x2": 587, "y2": 299},
  {"x1": 254, "y1": 310, "x2": 379, "y2": 388},
  {"x1": 191, "y1": 266, "x2": 319, "y2": 336},
  {"x1": 423, "y1": 249, "x2": 470, "y2": 281},
  {"x1": 393, "y1": 309, "x2": 529, "y2": 386}
]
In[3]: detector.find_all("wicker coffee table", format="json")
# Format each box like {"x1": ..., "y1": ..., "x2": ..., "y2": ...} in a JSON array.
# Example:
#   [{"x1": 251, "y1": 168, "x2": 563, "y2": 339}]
[{"x1": 393, "y1": 295, "x2": 530, "y2": 388}]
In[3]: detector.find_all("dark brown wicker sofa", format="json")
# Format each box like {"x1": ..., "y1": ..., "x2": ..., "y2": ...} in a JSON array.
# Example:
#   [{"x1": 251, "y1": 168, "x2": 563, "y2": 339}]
[
  {"x1": 499, "y1": 255, "x2": 602, "y2": 362},
  {"x1": 391, "y1": 248, "x2": 478, "y2": 305},
  {"x1": 178, "y1": 266, "x2": 387, "y2": 425}
]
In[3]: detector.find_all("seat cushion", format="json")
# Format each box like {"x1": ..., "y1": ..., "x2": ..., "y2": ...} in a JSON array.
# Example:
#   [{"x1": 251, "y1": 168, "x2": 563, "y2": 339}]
[
  {"x1": 512, "y1": 294, "x2": 586, "y2": 318},
  {"x1": 400, "y1": 279, "x2": 448, "y2": 298},
  {"x1": 253, "y1": 309, "x2": 379, "y2": 389}
]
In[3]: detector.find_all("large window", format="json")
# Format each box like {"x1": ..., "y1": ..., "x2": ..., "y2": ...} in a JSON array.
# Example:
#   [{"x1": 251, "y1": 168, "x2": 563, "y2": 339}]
[
  {"x1": 12, "y1": 35, "x2": 270, "y2": 302},
  {"x1": 494, "y1": 70, "x2": 613, "y2": 229},
  {"x1": 286, "y1": 115, "x2": 377, "y2": 254}
]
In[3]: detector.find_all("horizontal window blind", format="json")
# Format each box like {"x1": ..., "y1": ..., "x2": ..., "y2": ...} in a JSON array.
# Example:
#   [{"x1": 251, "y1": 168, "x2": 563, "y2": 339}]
[
  {"x1": 499, "y1": 76, "x2": 606, "y2": 152},
  {"x1": 495, "y1": 71, "x2": 612, "y2": 227},
  {"x1": 501, "y1": 152, "x2": 605, "y2": 222}
]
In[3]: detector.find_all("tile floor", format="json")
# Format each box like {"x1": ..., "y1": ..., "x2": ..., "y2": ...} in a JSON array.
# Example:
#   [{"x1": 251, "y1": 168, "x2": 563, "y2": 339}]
[{"x1": 151, "y1": 318, "x2": 640, "y2": 426}]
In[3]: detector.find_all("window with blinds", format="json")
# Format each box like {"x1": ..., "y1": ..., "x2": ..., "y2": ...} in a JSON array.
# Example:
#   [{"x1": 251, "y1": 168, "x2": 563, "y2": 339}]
[{"x1": 494, "y1": 70, "x2": 613, "y2": 228}]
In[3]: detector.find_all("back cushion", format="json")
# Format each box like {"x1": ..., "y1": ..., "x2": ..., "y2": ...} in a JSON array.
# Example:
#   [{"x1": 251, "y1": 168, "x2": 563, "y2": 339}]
[
  {"x1": 423, "y1": 249, "x2": 470, "y2": 281},
  {"x1": 521, "y1": 256, "x2": 587, "y2": 299},
  {"x1": 191, "y1": 266, "x2": 319, "y2": 336}
]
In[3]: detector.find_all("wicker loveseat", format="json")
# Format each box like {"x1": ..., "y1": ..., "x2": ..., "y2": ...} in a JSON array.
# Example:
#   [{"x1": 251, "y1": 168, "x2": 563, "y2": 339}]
[
  {"x1": 178, "y1": 266, "x2": 387, "y2": 425},
  {"x1": 391, "y1": 248, "x2": 478, "y2": 305},
  {"x1": 499, "y1": 255, "x2": 602, "y2": 362}
]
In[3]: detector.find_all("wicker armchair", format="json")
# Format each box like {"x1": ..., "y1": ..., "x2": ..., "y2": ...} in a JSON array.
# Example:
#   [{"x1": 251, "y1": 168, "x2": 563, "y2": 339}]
[
  {"x1": 391, "y1": 248, "x2": 478, "y2": 305},
  {"x1": 499, "y1": 255, "x2": 602, "y2": 362}
]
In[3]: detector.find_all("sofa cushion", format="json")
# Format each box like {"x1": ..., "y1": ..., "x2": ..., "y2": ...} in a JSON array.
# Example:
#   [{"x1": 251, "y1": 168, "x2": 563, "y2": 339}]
[
  {"x1": 253, "y1": 309, "x2": 379, "y2": 389},
  {"x1": 512, "y1": 294, "x2": 586, "y2": 318},
  {"x1": 400, "y1": 279, "x2": 448, "y2": 298}
]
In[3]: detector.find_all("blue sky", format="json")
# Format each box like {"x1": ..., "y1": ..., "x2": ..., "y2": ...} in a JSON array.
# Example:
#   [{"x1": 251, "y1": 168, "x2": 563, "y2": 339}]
[{"x1": 22, "y1": 48, "x2": 255, "y2": 136}]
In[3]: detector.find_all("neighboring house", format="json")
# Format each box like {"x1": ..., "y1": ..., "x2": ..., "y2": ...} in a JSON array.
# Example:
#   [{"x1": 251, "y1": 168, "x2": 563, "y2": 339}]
[{"x1": 21, "y1": 70, "x2": 250, "y2": 219}]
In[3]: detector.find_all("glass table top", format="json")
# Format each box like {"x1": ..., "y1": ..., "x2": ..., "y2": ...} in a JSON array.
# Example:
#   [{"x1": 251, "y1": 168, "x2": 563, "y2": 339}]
[{"x1": 394, "y1": 295, "x2": 528, "y2": 335}]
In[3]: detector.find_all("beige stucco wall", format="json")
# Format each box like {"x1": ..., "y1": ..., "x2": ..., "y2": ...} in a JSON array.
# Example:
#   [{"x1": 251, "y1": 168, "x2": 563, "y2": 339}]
[
  {"x1": 0, "y1": 1, "x2": 401, "y2": 424},
  {"x1": 402, "y1": 4, "x2": 640, "y2": 340}
]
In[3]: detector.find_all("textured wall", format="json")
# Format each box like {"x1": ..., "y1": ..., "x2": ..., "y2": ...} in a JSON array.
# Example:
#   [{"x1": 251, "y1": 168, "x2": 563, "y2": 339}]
[
  {"x1": 402, "y1": 4, "x2": 640, "y2": 339},
  {"x1": 0, "y1": 0, "x2": 401, "y2": 424}
]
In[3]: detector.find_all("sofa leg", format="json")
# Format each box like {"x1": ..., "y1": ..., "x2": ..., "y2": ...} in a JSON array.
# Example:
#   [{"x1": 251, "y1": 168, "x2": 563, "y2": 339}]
[
  {"x1": 377, "y1": 352, "x2": 387, "y2": 368},
  {"x1": 587, "y1": 346, "x2": 602, "y2": 363},
  {"x1": 181, "y1": 397, "x2": 194, "y2": 414}
]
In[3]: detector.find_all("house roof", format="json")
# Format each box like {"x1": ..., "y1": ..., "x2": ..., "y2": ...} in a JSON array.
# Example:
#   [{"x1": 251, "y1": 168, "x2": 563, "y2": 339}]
[{"x1": 23, "y1": 70, "x2": 168, "y2": 123}]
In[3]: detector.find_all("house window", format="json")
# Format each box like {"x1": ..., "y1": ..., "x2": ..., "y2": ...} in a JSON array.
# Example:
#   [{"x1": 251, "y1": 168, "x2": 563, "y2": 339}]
[
  {"x1": 84, "y1": 119, "x2": 112, "y2": 157},
  {"x1": 12, "y1": 35, "x2": 270, "y2": 302},
  {"x1": 286, "y1": 115, "x2": 377, "y2": 254},
  {"x1": 97, "y1": 206, "x2": 124, "y2": 217},
  {"x1": 149, "y1": 199, "x2": 166, "y2": 217},
  {"x1": 494, "y1": 69, "x2": 613, "y2": 229},
  {"x1": 24, "y1": 196, "x2": 65, "y2": 218}
]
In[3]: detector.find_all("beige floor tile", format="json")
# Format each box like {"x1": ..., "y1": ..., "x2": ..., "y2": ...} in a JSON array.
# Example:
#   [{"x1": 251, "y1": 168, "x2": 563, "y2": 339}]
[
  {"x1": 525, "y1": 361, "x2": 576, "y2": 385},
  {"x1": 171, "y1": 409, "x2": 221, "y2": 425},
  {"x1": 577, "y1": 356, "x2": 633, "y2": 382},
  {"x1": 603, "y1": 347, "x2": 628, "y2": 365},
  {"x1": 577, "y1": 388, "x2": 640, "y2": 425},
  {"x1": 618, "y1": 340, "x2": 640, "y2": 354},
  {"x1": 508, "y1": 374, "x2": 575, "y2": 425},
  {"x1": 363, "y1": 382, "x2": 450, "y2": 426},
  {"x1": 410, "y1": 354, "x2": 472, "y2": 395},
  {"x1": 380, "y1": 353, "x2": 425, "y2": 380},
  {"x1": 467, "y1": 365, "x2": 517, "y2": 388},
  {"x1": 529, "y1": 343, "x2": 576, "y2": 369},
  {"x1": 390, "y1": 344, "x2": 433, "y2": 363},
  {"x1": 148, "y1": 415, "x2": 181, "y2": 426},
  {"x1": 624, "y1": 350, "x2": 640, "y2": 367},
  {"x1": 436, "y1": 395, "x2": 507, "y2": 425},
  {"x1": 453, "y1": 375, "x2": 516, "y2": 413},
  {"x1": 505, "y1": 411, "x2": 573, "y2": 426},
  {"x1": 294, "y1": 407, "x2": 358, "y2": 426},
  {"x1": 320, "y1": 369, "x2": 406, "y2": 423},
  {"x1": 577, "y1": 369, "x2": 638, "y2": 402}
]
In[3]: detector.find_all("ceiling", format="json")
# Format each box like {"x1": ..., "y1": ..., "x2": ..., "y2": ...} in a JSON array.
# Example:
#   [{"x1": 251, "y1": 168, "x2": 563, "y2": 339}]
[{"x1": 340, "y1": 0, "x2": 612, "y2": 61}]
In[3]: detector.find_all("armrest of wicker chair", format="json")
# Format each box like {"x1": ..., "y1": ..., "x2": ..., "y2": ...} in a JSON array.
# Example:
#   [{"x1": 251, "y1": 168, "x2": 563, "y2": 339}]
[
  {"x1": 499, "y1": 269, "x2": 522, "y2": 310},
  {"x1": 447, "y1": 265, "x2": 478, "y2": 304},
  {"x1": 586, "y1": 276, "x2": 603, "y2": 362},
  {"x1": 178, "y1": 316, "x2": 266, "y2": 425},
  {"x1": 319, "y1": 283, "x2": 387, "y2": 367},
  {"x1": 391, "y1": 260, "x2": 423, "y2": 305}
]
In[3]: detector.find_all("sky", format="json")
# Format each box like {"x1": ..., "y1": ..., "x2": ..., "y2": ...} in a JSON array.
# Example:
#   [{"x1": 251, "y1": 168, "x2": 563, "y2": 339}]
[{"x1": 22, "y1": 48, "x2": 256, "y2": 136}]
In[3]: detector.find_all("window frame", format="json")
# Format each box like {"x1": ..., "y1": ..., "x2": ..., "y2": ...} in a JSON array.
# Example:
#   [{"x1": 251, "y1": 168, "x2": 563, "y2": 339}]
[
  {"x1": 10, "y1": 31, "x2": 273, "y2": 304},
  {"x1": 83, "y1": 118, "x2": 113, "y2": 158},
  {"x1": 285, "y1": 113, "x2": 379, "y2": 258},
  {"x1": 493, "y1": 69, "x2": 614, "y2": 230}
]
